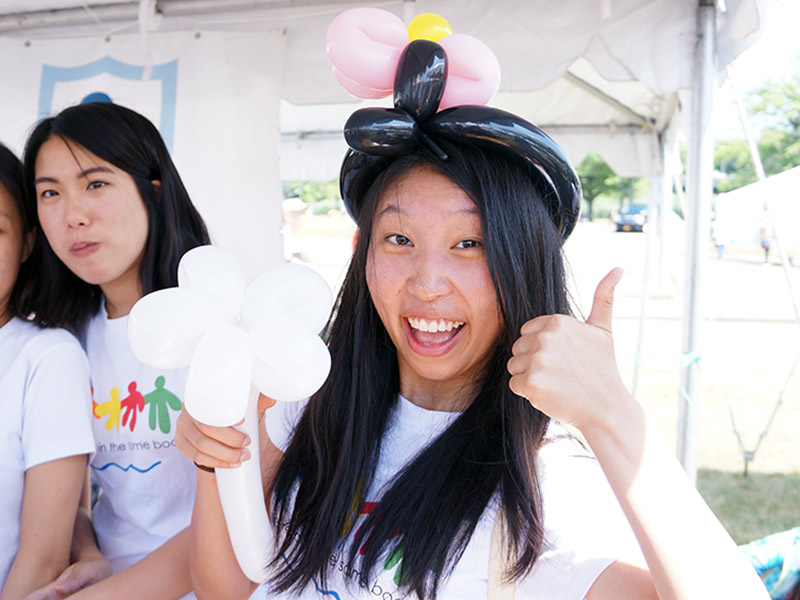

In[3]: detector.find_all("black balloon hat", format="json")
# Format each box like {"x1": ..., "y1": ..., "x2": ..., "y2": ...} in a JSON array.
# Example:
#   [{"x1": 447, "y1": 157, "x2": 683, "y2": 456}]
[{"x1": 339, "y1": 39, "x2": 582, "y2": 239}]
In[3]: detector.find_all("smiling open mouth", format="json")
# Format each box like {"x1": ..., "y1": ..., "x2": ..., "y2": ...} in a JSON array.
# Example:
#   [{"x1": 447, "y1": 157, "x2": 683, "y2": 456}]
[{"x1": 407, "y1": 317, "x2": 465, "y2": 346}]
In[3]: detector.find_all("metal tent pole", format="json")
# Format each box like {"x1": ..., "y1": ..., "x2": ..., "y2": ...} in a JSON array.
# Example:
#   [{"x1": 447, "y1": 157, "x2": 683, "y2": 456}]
[
  {"x1": 677, "y1": 0, "x2": 716, "y2": 483},
  {"x1": 656, "y1": 133, "x2": 674, "y2": 294},
  {"x1": 632, "y1": 134, "x2": 662, "y2": 399}
]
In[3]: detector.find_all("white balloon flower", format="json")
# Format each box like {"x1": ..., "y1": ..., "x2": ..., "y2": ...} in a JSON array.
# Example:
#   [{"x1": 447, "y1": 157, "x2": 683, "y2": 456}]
[{"x1": 128, "y1": 245, "x2": 333, "y2": 583}]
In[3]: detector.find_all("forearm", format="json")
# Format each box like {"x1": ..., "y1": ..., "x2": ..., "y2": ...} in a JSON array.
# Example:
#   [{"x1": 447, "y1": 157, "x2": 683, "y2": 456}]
[
  {"x1": 68, "y1": 528, "x2": 192, "y2": 600},
  {"x1": 1, "y1": 456, "x2": 87, "y2": 600},
  {"x1": 0, "y1": 548, "x2": 70, "y2": 600},
  {"x1": 581, "y1": 393, "x2": 769, "y2": 600},
  {"x1": 71, "y1": 505, "x2": 104, "y2": 563},
  {"x1": 189, "y1": 470, "x2": 257, "y2": 599}
]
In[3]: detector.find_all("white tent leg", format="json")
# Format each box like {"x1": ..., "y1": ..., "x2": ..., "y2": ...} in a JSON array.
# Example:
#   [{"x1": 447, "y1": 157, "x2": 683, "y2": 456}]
[
  {"x1": 677, "y1": 0, "x2": 716, "y2": 483},
  {"x1": 632, "y1": 133, "x2": 662, "y2": 398},
  {"x1": 656, "y1": 135, "x2": 673, "y2": 294}
]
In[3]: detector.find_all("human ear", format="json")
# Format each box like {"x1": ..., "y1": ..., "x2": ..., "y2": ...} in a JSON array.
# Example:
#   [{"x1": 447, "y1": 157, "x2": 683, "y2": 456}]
[{"x1": 151, "y1": 179, "x2": 162, "y2": 200}]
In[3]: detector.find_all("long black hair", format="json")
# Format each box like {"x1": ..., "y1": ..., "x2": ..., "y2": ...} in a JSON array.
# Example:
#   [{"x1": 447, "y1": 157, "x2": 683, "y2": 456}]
[
  {"x1": 271, "y1": 140, "x2": 571, "y2": 599},
  {"x1": 19, "y1": 102, "x2": 210, "y2": 334},
  {"x1": 0, "y1": 142, "x2": 33, "y2": 321}
]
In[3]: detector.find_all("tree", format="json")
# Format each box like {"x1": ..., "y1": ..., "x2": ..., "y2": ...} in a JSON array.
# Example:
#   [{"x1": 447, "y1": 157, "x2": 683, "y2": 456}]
[
  {"x1": 715, "y1": 139, "x2": 754, "y2": 193},
  {"x1": 577, "y1": 154, "x2": 616, "y2": 221},
  {"x1": 576, "y1": 153, "x2": 640, "y2": 220},
  {"x1": 283, "y1": 179, "x2": 342, "y2": 215},
  {"x1": 714, "y1": 73, "x2": 800, "y2": 192}
]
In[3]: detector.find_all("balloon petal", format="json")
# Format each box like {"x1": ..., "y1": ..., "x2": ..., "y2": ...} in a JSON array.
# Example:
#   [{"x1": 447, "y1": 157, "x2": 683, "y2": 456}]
[
  {"x1": 249, "y1": 314, "x2": 331, "y2": 403},
  {"x1": 240, "y1": 263, "x2": 333, "y2": 334},
  {"x1": 408, "y1": 13, "x2": 453, "y2": 42},
  {"x1": 128, "y1": 287, "x2": 222, "y2": 370},
  {"x1": 393, "y1": 40, "x2": 446, "y2": 122},
  {"x1": 178, "y1": 245, "x2": 245, "y2": 323},
  {"x1": 326, "y1": 7, "x2": 408, "y2": 98},
  {"x1": 128, "y1": 244, "x2": 335, "y2": 586},
  {"x1": 333, "y1": 68, "x2": 392, "y2": 100},
  {"x1": 438, "y1": 34, "x2": 501, "y2": 109},
  {"x1": 339, "y1": 150, "x2": 391, "y2": 224},
  {"x1": 344, "y1": 108, "x2": 419, "y2": 157},
  {"x1": 184, "y1": 325, "x2": 253, "y2": 427}
]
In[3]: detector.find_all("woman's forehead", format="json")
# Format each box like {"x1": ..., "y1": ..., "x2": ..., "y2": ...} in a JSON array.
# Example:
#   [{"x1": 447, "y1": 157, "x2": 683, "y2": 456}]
[
  {"x1": 35, "y1": 136, "x2": 120, "y2": 179},
  {"x1": 374, "y1": 166, "x2": 477, "y2": 217}
]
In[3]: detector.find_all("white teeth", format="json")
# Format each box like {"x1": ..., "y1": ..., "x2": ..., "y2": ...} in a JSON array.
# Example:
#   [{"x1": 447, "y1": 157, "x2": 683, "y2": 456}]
[{"x1": 408, "y1": 317, "x2": 464, "y2": 332}]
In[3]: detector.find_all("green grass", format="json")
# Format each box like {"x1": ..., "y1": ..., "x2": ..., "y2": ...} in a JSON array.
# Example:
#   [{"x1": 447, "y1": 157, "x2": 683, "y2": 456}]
[
  {"x1": 697, "y1": 470, "x2": 800, "y2": 544},
  {"x1": 624, "y1": 366, "x2": 800, "y2": 545}
]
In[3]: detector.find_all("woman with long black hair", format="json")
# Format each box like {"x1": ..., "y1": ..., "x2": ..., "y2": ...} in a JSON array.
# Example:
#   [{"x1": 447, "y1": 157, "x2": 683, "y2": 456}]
[
  {"x1": 20, "y1": 102, "x2": 211, "y2": 599},
  {"x1": 176, "y1": 40, "x2": 768, "y2": 600}
]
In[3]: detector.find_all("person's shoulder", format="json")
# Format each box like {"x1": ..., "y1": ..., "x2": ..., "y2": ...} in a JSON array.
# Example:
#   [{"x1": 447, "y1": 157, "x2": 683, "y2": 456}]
[
  {"x1": 22, "y1": 322, "x2": 83, "y2": 348},
  {"x1": 17, "y1": 320, "x2": 87, "y2": 363},
  {"x1": 532, "y1": 422, "x2": 645, "y2": 581},
  {"x1": 536, "y1": 422, "x2": 612, "y2": 504},
  {"x1": 264, "y1": 397, "x2": 309, "y2": 452}
]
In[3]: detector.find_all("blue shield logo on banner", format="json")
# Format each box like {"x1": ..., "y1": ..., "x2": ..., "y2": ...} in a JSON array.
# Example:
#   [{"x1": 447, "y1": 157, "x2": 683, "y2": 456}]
[{"x1": 37, "y1": 56, "x2": 177, "y2": 151}]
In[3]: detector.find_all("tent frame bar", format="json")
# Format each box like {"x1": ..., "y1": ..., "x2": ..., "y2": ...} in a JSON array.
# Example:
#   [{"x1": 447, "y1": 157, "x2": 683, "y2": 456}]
[
  {"x1": 563, "y1": 70, "x2": 656, "y2": 130},
  {"x1": 0, "y1": 0, "x2": 374, "y2": 33}
]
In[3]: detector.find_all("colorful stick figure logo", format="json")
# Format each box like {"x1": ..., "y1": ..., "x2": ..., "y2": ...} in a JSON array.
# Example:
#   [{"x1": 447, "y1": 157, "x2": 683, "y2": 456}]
[{"x1": 93, "y1": 375, "x2": 182, "y2": 433}]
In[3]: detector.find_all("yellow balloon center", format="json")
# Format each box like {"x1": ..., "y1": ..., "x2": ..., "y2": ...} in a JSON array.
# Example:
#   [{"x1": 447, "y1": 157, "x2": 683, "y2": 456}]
[{"x1": 408, "y1": 13, "x2": 453, "y2": 42}]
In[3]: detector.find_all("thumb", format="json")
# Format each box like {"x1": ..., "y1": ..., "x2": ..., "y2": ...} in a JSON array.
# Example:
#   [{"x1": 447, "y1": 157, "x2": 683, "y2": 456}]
[
  {"x1": 586, "y1": 267, "x2": 623, "y2": 333},
  {"x1": 54, "y1": 566, "x2": 89, "y2": 595}
]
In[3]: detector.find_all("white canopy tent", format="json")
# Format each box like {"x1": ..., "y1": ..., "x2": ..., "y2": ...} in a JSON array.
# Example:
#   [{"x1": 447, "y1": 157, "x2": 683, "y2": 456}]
[
  {"x1": 0, "y1": 1, "x2": 767, "y2": 181},
  {"x1": 0, "y1": 0, "x2": 773, "y2": 476}
]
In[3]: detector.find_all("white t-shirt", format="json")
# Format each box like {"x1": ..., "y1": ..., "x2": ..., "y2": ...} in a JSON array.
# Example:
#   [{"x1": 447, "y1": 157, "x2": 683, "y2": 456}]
[
  {"x1": 0, "y1": 317, "x2": 94, "y2": 587},
  {"x1": 264, "y1": 396, "x2": 644, "y2": 600},
  {"x1": 85, "y1": 306, "x2": 197, "y2": 598}
]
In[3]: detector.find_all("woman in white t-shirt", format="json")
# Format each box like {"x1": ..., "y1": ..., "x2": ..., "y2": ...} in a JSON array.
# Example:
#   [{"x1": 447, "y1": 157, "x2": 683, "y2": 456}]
[
  {"x1": 0, "y1": 142, "x2": 94, "y2": 598},
  {"x1": 19, "y1": 103, "x2": 211, "y2": 600},
  {"x1": 175, "y1": 40, "x2": 769, "y2": 600}
]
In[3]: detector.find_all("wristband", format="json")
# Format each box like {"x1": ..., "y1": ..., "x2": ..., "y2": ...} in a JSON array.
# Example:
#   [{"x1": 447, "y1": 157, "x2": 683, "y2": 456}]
[{"x1": 194, "y1": 461, "x2": 216, "y2": 473}]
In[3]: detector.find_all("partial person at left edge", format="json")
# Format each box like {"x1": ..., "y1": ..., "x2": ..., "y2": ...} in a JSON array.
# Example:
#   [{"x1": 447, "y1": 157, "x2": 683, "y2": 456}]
[{"x1": 0, "y1": 142, "x2": 94, "y2": 599}]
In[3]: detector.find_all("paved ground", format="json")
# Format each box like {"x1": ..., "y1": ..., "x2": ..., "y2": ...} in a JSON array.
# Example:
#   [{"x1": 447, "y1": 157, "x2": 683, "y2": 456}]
[{"x1": 292, "y1": 216, "x2": 800, "y2": 475}]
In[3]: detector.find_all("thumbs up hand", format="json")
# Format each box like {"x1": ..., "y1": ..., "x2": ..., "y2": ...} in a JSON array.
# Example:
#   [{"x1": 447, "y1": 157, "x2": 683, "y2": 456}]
[{"x1": 507, "y1": 268, "x2": 629, "y2": 432}]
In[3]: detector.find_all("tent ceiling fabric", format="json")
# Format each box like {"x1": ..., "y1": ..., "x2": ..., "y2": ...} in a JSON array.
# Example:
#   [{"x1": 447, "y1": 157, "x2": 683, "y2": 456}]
[{"x1": 0, "y1": 0, "x2": 770, "y2": 179}]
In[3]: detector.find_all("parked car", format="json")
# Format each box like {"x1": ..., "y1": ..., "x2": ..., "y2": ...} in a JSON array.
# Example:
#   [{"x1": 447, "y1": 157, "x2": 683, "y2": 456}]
[{"x1": 613, "y1": 203, "x2": 648, "y2": 232}]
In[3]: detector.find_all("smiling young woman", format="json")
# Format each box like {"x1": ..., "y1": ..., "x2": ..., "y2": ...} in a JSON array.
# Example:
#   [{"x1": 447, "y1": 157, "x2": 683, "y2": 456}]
[
  {"x1": 366, "y1": 166, "x2": 503, "y2": 411},
  {"x1": 174, "y1": 37, "x2": 770, "y2": 600}
]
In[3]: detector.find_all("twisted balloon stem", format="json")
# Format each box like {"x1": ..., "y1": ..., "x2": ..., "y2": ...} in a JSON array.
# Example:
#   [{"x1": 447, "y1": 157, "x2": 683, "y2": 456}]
[{"x1": 419, "y1": 131, "x2": 448, "y2": 161}]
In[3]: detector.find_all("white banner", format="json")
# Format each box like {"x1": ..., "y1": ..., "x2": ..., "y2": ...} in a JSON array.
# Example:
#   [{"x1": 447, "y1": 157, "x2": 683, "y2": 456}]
[{"x1": 0, "y1": 29, "x2": 285, "y2": 278}]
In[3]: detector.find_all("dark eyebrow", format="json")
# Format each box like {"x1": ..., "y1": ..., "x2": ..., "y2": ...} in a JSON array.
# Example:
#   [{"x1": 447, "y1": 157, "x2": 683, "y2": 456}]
[
  {"x1": 34, "y1": 165, "x2": 114, "y2": 186},
  {"x1": 375, "y1": 203, "x2": 479, "y2": 221},
  {"x1": 79, "y1": 166, "x2": 114, "y2": 178},
  {"x1": 376, "y1": 204, "x2": 401, "y2": 220}
]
